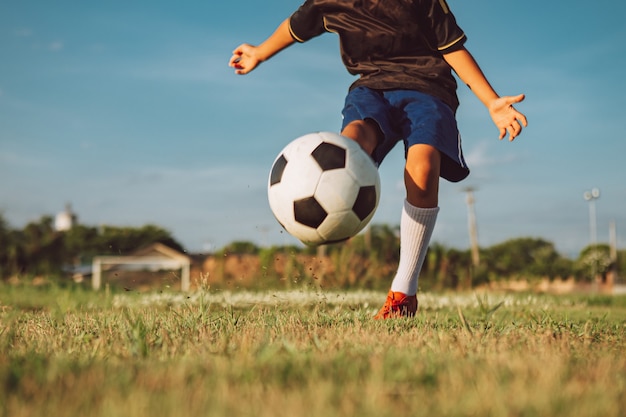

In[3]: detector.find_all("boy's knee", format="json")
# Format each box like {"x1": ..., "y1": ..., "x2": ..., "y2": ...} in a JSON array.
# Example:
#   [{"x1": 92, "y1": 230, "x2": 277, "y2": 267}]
[
  {"x1": 341, "y1": 119, "x2": 382, "y2": 155},
  {"x1": 404, "y1": 144, "x2": 441, "y2": 207},
  {"x1": 406, "y1": 144, "x2": 441, "y2": 170}
]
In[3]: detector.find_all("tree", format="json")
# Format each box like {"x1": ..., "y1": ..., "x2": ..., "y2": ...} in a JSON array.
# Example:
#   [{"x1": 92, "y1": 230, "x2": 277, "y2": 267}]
[
  {"x1": 96, "y1": 224, "x2": 185, "y2": 255},
  {"x1": 442, "y1": 248, "x2": 472, "y2": 289},
  {"x1": 481, "y1": 237, "x2": 571, "y2": 280},
  {"x1": 0, "y1": 214, "x2": 12, "y2": 276},
  {"x1": 218, "y1": 241, "x2": 260, "y2": 255},
  {"x1": 63, "y1": 225, "x2": 100, "y2": 262},
  {"x1": 576, "y1": 244, "x2": 612, "y2": 282},
  {"x1": 367, "y1": 224, "x2": 401, "y2": 263},
  {"x1": 616, "y1": 249, "x2": 626, "y2": 281},
  {"x1": 20, "y1": 216, "x2": 65, "y2": 276}
]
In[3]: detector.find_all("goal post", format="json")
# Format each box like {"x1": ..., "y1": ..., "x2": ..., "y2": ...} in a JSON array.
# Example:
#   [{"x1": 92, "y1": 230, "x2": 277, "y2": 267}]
[{"x1": 91, "y1": 255, "x2": 190, "y2": 292}]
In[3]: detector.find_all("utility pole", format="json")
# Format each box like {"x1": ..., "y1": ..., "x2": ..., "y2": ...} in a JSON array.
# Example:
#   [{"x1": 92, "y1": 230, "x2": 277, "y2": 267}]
[
  {"x1": 583, "y1": 188, "x2": 600, "y2": 246},
  {"x1": 608, "y1": 220, "x2": 617, "y2": 289},
  {"x1": 583, "y1": 188, "x2": 600, "y2": 283},
  {"x1": 463, "y1": 187, "x2": 480, "y2": 267}
]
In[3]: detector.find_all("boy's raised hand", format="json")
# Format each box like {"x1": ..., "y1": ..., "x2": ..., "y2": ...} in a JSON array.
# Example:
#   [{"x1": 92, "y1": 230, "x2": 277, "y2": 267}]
[
  {"x1": 229, "y1": 44, "x2": 262, "y2": 75},
  {"x1": 229, "y1": 19, "x2": 295, "y2": 75},
  {"x1": 488, "y1": 94, "x2": 528, "y2": 141}
]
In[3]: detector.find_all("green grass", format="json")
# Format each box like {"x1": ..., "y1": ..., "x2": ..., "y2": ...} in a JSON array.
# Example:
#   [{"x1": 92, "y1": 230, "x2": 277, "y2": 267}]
[{"x1": 1, "y1": 284, "x2": 625, "y2": 417}]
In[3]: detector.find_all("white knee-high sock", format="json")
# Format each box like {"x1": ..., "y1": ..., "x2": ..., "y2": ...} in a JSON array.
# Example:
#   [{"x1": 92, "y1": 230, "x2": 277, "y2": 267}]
[{"x1": 390, "y1": 200, "x2": 439, "y2": 296}]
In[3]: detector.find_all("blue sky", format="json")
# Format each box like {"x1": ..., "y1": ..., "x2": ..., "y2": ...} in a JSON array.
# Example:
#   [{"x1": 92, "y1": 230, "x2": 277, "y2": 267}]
[{"x1": 1, "y1": 0, "x2": 625, "y2": 257}]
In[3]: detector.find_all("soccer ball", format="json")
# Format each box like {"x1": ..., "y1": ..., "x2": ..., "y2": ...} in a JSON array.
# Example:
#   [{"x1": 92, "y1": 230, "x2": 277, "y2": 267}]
[{"x1": 268, "y1": 132, "x2": 381, "y2": 245}]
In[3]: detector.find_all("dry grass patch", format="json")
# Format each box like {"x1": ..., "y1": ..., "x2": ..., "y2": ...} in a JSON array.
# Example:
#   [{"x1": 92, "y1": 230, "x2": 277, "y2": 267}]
[{"x1": 1, "y1": 288, "x2": 625, "y2": 417}]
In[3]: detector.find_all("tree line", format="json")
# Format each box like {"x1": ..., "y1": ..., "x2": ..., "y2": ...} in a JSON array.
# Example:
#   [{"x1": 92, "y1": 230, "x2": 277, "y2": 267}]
[
  {"x1": 0, "y1": 214, "x2": 622, "y2": 287},
  {"x1": 219, "y1": 224, "x2": 623, "y2": 288},
  {"x1": 0, "y1": 214, "x2": 184, "y2": 279}
]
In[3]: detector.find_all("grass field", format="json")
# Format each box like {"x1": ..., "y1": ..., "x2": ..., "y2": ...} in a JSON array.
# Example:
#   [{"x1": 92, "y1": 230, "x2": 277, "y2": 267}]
[{"x1": 1, "y1": 283, "x2": 625, "y2": 417}]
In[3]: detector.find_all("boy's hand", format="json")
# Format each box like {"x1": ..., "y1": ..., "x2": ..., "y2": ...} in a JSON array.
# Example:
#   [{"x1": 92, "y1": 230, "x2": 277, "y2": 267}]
[
  {"x1": 229, "y1": 19, "x2": 295, "y2": 75},
  {"x1": 488, "y1": 94, "x2": 528, "y2": 141},
  {"x1": 229, "y1": 44, "x2": 262, "y2": 75}
]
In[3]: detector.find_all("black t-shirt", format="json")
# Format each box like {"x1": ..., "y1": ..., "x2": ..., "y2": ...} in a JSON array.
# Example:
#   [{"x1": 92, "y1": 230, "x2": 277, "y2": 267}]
[{"x1": 289, "y1": 0, "x2": 466, "y2": 110}]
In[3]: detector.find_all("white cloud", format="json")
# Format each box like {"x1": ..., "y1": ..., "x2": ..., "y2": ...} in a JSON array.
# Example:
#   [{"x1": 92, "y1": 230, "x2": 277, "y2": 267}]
[
  {"x1": 84, "y1": 50, "x2": 222, "y2": 84},
  {"x1": 464, "y1": 140, "x2": 490, "y2": 168},
  {"x1": 49, "y1": 41, "x2": 64, "y2": 51},
  {"x1": 0, "y1": 149, "x2": 48, "y2": 167},
  {"x1": 464, "y1": 140, "x2": 520, "y2": 170},
  {"x1": 13, "y1": 28, "x2": 33, "y2": 37}
]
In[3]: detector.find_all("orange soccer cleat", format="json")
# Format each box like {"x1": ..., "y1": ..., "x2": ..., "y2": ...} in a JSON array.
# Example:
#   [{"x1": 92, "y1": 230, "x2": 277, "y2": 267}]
[{"x1": 374, "y1": 290, "x2": 418, "y2": 319}]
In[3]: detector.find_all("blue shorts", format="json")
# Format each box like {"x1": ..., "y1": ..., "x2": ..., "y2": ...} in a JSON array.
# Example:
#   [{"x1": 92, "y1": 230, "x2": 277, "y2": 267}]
[{"x1": 341, "y1": 86, "x2": 469, "y2": 182}]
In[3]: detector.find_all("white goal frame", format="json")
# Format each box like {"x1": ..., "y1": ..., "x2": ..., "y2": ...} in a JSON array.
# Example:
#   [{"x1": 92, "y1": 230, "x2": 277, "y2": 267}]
[{"x1": 91, "y1": 245, "x2": 190, "y2": 292}]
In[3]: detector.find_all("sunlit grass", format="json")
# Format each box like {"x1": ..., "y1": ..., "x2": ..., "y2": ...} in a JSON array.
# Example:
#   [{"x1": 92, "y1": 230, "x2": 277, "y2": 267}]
[{"x1": 1, "y1": 284, "x2": 625, "y2": 417}]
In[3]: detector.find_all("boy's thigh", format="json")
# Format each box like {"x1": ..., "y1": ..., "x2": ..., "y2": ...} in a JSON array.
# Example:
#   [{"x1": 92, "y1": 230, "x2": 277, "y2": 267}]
[
  {"x1": 383, "y1": 89, "x2": 458, "y2": 150},
  {"x1": 385, "y1": 90, "x2": 468, "y2": 182},
  {"x1": 341, "y1": 86, "x2": 400, "y2": 165}
]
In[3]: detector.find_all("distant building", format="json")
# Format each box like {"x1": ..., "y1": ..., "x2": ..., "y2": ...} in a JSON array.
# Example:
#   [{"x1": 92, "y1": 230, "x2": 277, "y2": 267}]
[{"x1": 55, "y1": 203, "x2": 77, "y2": 232}]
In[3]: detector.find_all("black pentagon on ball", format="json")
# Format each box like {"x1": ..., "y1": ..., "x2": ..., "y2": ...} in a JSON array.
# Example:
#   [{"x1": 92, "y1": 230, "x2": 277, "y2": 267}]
[
  {"x1": 352, "y1": 185, "x2": 377, "y2": 221},
  {"x1": 269, "y1": 154, "x2": 288, "y2": 186},
  {"x1": 294, "y1": 196, "x2": 328, "y2": 228},
  {"x1": 311, "y1": 142, "x2": 346, "y2": 171}
]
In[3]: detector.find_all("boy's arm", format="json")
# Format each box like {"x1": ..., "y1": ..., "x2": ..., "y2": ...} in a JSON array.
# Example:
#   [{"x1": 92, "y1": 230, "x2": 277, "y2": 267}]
[
  {"x1": 444, "y1": 47, "x2": 527, "y2": 141},
  {"x1": 229, "y1": 18, "x2": 295, "y2": 75}
]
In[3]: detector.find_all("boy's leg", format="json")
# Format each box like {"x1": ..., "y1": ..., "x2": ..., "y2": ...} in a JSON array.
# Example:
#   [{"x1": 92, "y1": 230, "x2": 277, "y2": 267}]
[
  {"x1": 341, "y1": 123, "x2": 441, "y2": 318},
  {"x1": 339, "y1": 88, "x2": 448, "y2": 318},
  {"x1": 374, "y1": 144, "x2": 441, "y2": 319},
  {"x1": 391, "y1": 144, "x2": 440, "y2": 294}
]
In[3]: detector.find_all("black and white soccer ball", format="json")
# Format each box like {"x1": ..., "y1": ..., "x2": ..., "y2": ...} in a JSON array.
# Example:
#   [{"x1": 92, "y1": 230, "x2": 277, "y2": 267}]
[{"x1": 268, "y1": 132, "x2": 381, "y2": 245}]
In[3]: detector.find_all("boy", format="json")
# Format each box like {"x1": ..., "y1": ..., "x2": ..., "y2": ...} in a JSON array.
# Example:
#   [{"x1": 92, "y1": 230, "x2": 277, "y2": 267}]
[{"x1": 229, "y1": 0, "x2": 527, "y2": 318}]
